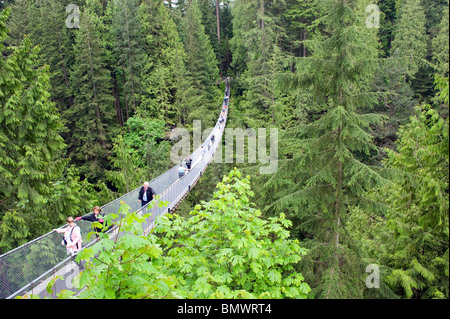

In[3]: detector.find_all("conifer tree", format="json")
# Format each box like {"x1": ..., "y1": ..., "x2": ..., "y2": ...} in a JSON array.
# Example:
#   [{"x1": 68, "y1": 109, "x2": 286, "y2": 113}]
[
  {"x1": 391, "y1": 0, "x2": 428, "y2": 78},
  {"x1": 431, "y1": 2, "x2": 449, "y2": 79},
  {"x1": 6, "y1": 0, "x2": 76, "y2": 118},
  {"x1": 106, "y1": 134, "x2": 144, "y2": 193},
  {"x1": 348, "y1": 78, "x2": 449, "y2": 299},
  {"x1": 32, "y1": 0, "x2": 75, "y2": 116},
  {"x1": 0, "y1": 9, "x2": 66, "y2": 251},
  {"x1": 283, "y1": 0, "x2": 321, "y2": 58},
  {"x1": 111, "y1": 0, "x2": 146, "y2": 119},
  {"x1": 182, "y1": 1, "x2": 220, "y2": 126},
  {"x1": 258, "y1": 0, "x2": 387, "y2": 299},
  {"x1": 67, "y1": 6, "x2": 116, "y2": 181},
  {"x1": 381, "y1": 80, "x2": 449, "y2": 299},
  {"x1": 4, "y1": 0, "x2": 34, "y2": 47},
  {"x1": 139, "y1": 1, "x2": 198, "y2": 126},
  {"x1": 229, "y1": 0, "x2": 253, "y2": 76},
  {"x1": 370, "y1": 57, "x2": 417, "y2": 152},
  {"x1": 230, "y1": 0, "x2": 288, "y2": 128}
]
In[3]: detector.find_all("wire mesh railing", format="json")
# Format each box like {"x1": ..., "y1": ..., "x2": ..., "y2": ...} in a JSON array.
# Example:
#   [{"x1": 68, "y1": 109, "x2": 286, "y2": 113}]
[{"x1": 0, "y1": 80, "x2": 230, "y2": 299}]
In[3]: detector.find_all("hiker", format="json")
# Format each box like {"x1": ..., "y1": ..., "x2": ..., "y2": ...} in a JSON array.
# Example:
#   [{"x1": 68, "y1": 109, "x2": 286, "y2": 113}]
[
  {"x1": 208, "y1": 134, "x2": 214, "y2": 151},
  {"x1": 75, "y1": 206, "x2": 105, "y2": 237},
  {"x1": 201, "y1": 145, "x2": 207, "y2": 160},
  {"x1": 185, "y1": 155, "x2": 192, "y2": 170},
  {"x1": 178, "y1": 164, "x2": 189, "y2": 178},
  {"x1": 53, "y1": 217, "x2": 82, "y2": 256},
  {"x1": 138, "y1": 182, "x2": 156, "y2": 207}
]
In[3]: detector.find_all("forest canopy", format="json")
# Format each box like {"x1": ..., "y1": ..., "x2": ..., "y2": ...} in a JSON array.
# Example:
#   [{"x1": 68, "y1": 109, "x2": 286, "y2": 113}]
[{"x1": 0, "y1": 0, "x2": 448, "y2": 299}]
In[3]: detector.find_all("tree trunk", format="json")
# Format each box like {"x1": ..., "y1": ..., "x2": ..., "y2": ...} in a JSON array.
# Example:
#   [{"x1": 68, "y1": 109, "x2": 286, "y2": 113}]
[
  {"x1": 56, "y1": 31, "x2": 74, "y2": 106},
  {"x1": 215, "y1": 0, "x2": 221, "y2": 44},
  {"x1": 123, "y1": 72, "x2": 130, "y2": 121},
  {"x1": 87, "y1": 27, "x2": 107, "y2": 150}
]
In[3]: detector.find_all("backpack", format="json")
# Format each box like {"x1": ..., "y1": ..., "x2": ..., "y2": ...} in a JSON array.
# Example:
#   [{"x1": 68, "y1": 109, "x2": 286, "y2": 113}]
[{"x1": 62, "y1": 226, "x2": 78, "y2": 246}]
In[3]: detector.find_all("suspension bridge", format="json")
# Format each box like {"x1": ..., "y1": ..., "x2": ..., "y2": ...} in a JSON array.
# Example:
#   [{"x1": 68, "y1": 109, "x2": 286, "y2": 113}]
[{"x1": 0, "y1": 80, "x2": 231, "y2": 299}]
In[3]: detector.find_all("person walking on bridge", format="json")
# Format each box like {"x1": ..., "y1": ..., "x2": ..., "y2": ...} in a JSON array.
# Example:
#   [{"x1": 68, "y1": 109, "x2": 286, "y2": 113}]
[
  {"x1": 178, "y1": 164, "x2": 190, "y2": 178},
  {"x1": 74, "y1": 206, "x2": 106, "y2": 238},
  {"x1": 138, "y1": 182, "x2": 156, "y2": 207},
  {"x1": 185, "y1": 155, "x2": 192, "y2": 170},
  {"x1": 53, "y1": 217, "x2": 82, "y2": 256},
  {"x1": 201, "y1": 145, "x2": 207, "y2": 160}
]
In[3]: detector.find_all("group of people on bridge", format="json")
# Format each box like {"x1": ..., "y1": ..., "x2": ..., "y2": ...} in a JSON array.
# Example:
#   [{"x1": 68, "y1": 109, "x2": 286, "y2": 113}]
[{"x1": 52, "y1": 205, "x2": 106, "y2": 258}]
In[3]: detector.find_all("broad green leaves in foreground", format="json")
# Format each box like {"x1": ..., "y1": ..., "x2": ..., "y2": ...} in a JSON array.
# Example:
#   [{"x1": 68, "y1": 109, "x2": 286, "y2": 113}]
[{"x1": 154, "y1": 168, "x2": 310, "y2": 299}]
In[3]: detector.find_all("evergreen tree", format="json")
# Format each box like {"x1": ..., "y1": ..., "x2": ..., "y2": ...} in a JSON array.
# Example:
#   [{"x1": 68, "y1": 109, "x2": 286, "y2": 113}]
[
  {"x1": 106, "y1": 115, "x2": 171, "y2": 192},
  {"x1": 230, "y1": 0, "x2": 283, "y2": 127},
  {"x1": 33, "y1": 0, "x2": 75, "y2": 117},
  {"x1": 4, "y1": 0, "x2": 34, "y2": 47},
  {"x1": 382, "y1": 103, "x2": 448, "y2": 299},
  {"x1": 431, "y1": 2, "x2": 449, "y2": 79},
  {"x1": 6, "y1": 0, "x2": 76, "y2": 118},
  {"x1": 391, "y1": 0, "x2": 428, "y2": 79},
  {"x1": 369, "y1": 57, "x2": 417, "y2": 152},
  {"x1": 0, "y1": 9, "x2": 66, "y2": 252},
  {"x1": 106, "y1": 134, "x2": 144, "y2": 194},
  {"x1": 258, "y1": 0, "x2": 387, "y2": 299},
  {"x1": 139, "y1": 1, "x2": 198, "y2": 126},
  {"x1": 67, "y1": 6, "x2": 116, "y2": 181},
  {"x1": 229, "y1": 0, "x2": 253, "y2": 76},
  {"x1": 182, "y1": 1, "x2": 220, "y2": 126},
  {"x1": 378, "y1": 0, "x2": 397, "y2": 57},
  {"x1": 348, "y1": 79, "x2": 449, "y2": 298},
  {"x1": 111, "y1": 0, "x2": 146, "y2": 120},
  {"x1": 283, "y1": 0, "x2": 321, "y2": 58}
]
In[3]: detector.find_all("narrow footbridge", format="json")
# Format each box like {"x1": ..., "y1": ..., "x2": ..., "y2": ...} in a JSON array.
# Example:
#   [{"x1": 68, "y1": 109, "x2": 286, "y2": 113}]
[{"x1": 0, "y1": 80, "x2": 231, "y2": 299}]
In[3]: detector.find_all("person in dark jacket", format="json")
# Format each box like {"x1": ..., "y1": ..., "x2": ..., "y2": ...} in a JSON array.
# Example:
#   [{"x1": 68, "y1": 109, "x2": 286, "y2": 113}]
[
  {"x1": 138, "y1": 182, "x2": 156, "y2": 207},
  {"x1": 185, "y1": 156, "x2": 192, "y2": 170},
  {"x1": 75, "y1": 206, "x2": 106, "y2": 237}
]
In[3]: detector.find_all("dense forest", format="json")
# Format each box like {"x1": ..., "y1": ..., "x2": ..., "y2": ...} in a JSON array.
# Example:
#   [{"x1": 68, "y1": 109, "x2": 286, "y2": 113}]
[{"x1": 0, "y1": 0, "x2": 448, "y2": 299}]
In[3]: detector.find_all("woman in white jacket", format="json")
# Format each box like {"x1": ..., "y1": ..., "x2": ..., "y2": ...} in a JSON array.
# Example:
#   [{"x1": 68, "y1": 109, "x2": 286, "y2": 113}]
[{"x1": 53, "y1": 217, "x2": 82, "y2": 256}]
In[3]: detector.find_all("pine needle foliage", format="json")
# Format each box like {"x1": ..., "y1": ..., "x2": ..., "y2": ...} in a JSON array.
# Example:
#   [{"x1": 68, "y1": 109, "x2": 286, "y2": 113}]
[
  {"x1": 258, "y1": 0, "x2": 389, "y2": 299},
  {"x1": 67, "y1": 6, "x2": 117, "y2": 181},
  {"x1": 348, "y1": 77, "x2": 449, "y2": 298},
  {"x1": 391, "y1": 0, "x2": 428, "y2": 79},
  {"x1": 0, "y1": 8, "x2": 66, "y2": 251}
]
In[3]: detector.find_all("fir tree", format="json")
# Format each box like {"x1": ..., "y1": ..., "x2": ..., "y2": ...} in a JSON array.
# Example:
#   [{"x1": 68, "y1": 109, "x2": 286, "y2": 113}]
[
  {"x1": 0, "y1": 8, "x2": 66, "y2": 252},
  {"x1": 182, "y1": 1, "x2": 220, "y2": 126},
  {"x1": 378, "y1": 0, "x2": 397, "y2": 57},
  {"x1": 4, "y1": 0, "x2": 34, "y2": 47},
  {"x1": 369, "y1": 57, "x2": 417, "y2": 152},
  {"x1": 283, "y1": 0, "x2": 321, "y2": 58},
  {"x1": 67, "y1": 6, "x2": 116, "y2": 181},
  {"x1": 32, "y1": 0, "x2": 75, "y2": 117},
  {"x1": 380, "y1": 79, "x2": 449, "y2": 299},
  {"x1": 139, "y1": 1, "x2": 197, "y2": 126},
  {"x1": 348, "y1": 78, "x2": 449, "y2": 299},
  {"x1": 230, "y1": 0, "x2": 283, "y2": 127},
  {"x1": 391, "y1": 0, "x2": 428, "y2": 79},
  {"x1": 431, "y1": 2, "x2": 449, "y2": 79},
  {"x1": 111, "y1": 0, "x2": 146, "y2": 120},
  {"x1": 258, "y1": 0, "x2": 387, "y2": 299}
]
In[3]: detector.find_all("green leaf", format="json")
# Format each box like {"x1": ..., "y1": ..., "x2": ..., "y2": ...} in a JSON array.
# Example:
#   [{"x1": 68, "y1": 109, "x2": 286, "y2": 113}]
[
  {"x1": 267, "y1": 270, "x2": 282, "y2": 284},
  {"x1": 46, "y1": 276, "x2": 63, "y2": 294}
]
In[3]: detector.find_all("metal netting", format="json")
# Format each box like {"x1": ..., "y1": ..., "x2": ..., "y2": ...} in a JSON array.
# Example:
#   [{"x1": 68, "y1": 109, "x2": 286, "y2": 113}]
[{"x1": 0, "y1": 81, "x2": 230, "y2": 299}]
